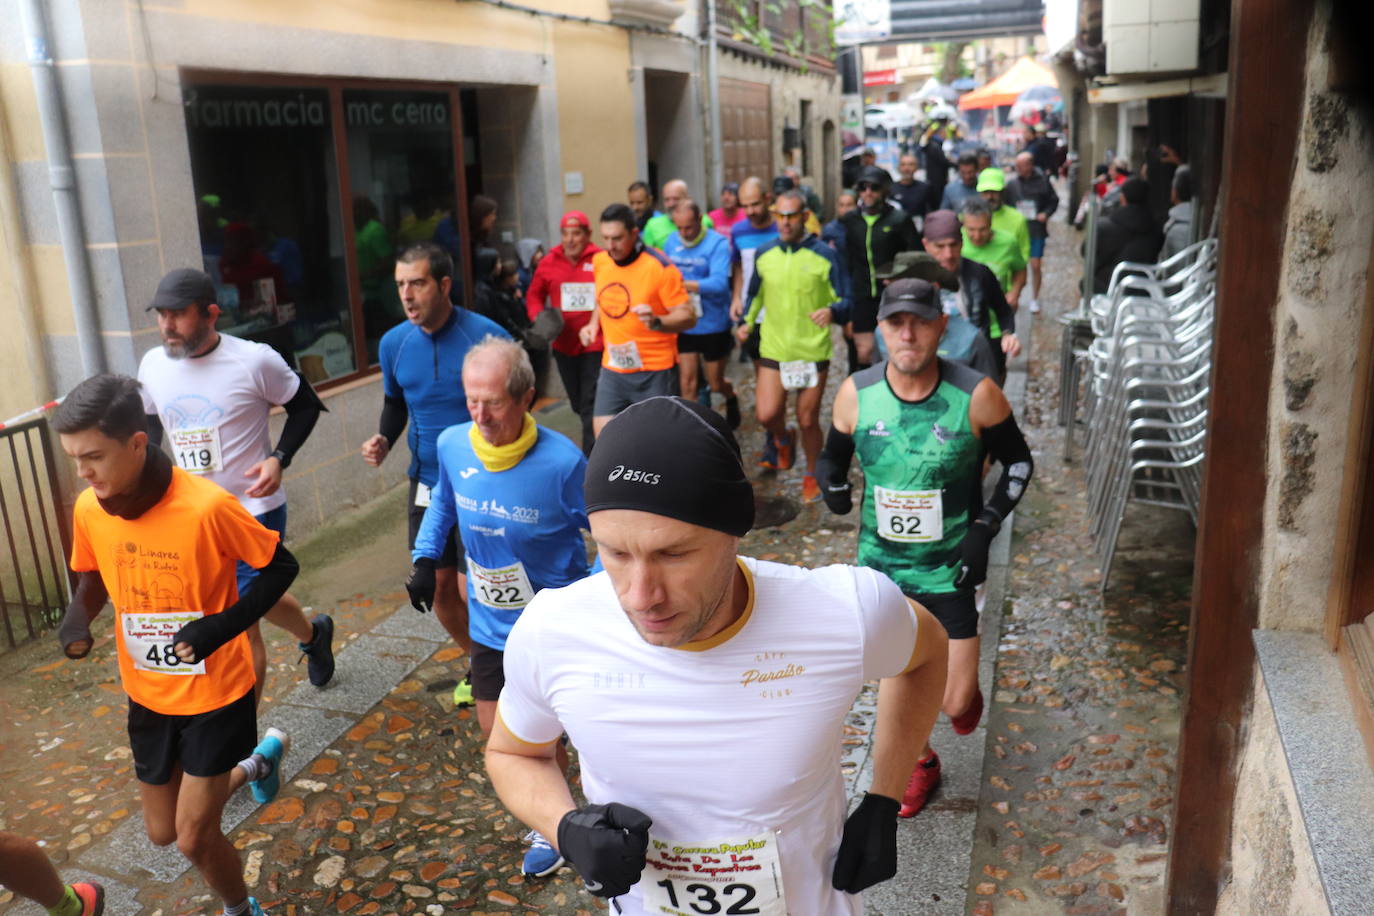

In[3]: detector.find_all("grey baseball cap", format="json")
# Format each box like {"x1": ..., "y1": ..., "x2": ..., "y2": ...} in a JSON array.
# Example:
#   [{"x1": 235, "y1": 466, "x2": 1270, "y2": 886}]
[
  {"x1": 878, "y1": 278, "x2": 943, "y2": 321},
  {"x1": 147, "y1": 268, "x2": 216, "y2": 311}
]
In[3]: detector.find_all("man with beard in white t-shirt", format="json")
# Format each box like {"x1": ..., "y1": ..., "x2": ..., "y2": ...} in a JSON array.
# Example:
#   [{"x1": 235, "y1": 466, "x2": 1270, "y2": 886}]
[
  {"x1": 139, "y1": 268, "x2": 335, "y2": 698},
  {"x1": 486, "y1": 396, "x2": 948, "y2": 915}
]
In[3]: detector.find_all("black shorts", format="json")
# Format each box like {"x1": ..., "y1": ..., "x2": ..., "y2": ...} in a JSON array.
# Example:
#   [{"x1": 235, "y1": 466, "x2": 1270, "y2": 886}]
[
  {"x1": 593, "y1": 366, "x2": 680, "y2": 417},
  {"x1": 907, "y1": 589, "x2": 979, "y2": 641},
  {"x1": 408, "y1": 478, "x2": 464, "y2": 569},
  {"x1": 678, "y1": 331, "x2": 734, "y2": 362},
  {"x1": 742, "y1": 324, "x2": 762, "y2": 362},
  {"x1": 469, "y1": 640, "x2": 505, "y2": 702},
  {"x1": 128, "y1": 689, "x2": 256, "y2": 785},
  {"x1": 757, "y1": 358, "x2": 831, "y2": 376},
  {"x1": 851, "y1": 297, "x2": 880, "y2": 334}
]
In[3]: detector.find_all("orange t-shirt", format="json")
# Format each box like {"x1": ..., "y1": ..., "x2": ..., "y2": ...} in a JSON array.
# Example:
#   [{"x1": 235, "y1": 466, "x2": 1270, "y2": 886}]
[
  {"x1": 592, "y1": 247, "x2": 689, "y2": 373},
  {"x1": 70, "y1": 467, "x2": 279, "y2": 715}
]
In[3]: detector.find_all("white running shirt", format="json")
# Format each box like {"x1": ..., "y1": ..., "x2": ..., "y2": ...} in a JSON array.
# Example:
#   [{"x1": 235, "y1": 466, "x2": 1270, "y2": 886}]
[
  {"x1": 498, "y1": 557, "x2": 921, "y2": 915},
  {"x1": 138, "y1": 334, "x2": 300, "y2": 516}
]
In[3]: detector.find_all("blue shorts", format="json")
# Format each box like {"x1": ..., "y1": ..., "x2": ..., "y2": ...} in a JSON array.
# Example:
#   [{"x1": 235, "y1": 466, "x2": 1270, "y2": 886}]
[
  {"x1": 1029, "y1": 236, "x2": 1046, "y2": 259},
  {"x1": 237, "y1": 504, "x2": 287, "y2": 596}
]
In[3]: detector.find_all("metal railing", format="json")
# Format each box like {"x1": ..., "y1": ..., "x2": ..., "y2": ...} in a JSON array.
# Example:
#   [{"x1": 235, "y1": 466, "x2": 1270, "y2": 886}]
[{"x1": 0, "y1": 417, "x2": 72, "y2": 649}]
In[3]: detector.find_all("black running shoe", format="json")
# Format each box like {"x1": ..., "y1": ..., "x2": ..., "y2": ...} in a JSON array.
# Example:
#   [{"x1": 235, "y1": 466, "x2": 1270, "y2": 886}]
[
  {"x1": 725, "y1": 394, "x2": 741, "y2": 430},
  {"x1": 298, "y1": 614, "x2": 335, "y2": 687}
]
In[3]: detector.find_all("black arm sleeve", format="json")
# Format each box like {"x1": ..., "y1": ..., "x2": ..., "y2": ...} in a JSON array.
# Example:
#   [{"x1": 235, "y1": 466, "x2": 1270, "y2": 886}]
[
  {"x1": 989, "y1": 281, "x2": 1015, "y2": 335},
  {"x1": 172, "y1": 542, "x2": 299, "y2": 662},
  {"x1": 815, "y1": 427, "x2": 857, "y2": 515},
  {"x1": 379, "y1": 395, "x2": 408, "y2": 448},
  {"x1": 272, "y1": 373, "x2": 326, "y2": 468},
  {"x1": 58, "y1": 571, "x2": 108, "y2": 658},
  {"x1": 980, "y1": 413, "x2": 1034, "y2": 526},
  {"x1": 146, "y1": 413, "x2": 165, "y2": 448}
]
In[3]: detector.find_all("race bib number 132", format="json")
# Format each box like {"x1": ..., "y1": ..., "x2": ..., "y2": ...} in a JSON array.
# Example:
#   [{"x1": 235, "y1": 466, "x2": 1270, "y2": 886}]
[{"x1": 641, "y1": 832, "x2": 786, "y2": 916}]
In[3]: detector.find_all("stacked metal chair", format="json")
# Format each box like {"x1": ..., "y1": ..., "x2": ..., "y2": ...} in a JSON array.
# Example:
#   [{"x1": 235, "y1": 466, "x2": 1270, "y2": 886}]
[{"x1": 1076, "y1": 238, "x2": 1218, "y2": 588}]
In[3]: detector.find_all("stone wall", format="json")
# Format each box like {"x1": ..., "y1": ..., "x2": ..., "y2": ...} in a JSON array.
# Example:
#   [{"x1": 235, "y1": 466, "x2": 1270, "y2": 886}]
[
  {"x1": 1256, "y1": 0, "x2": 1374, "y2": 632},
  {"x1": 1221, "y1": 0, "x2": 1374, "y2": 909},
  {"x1": 1215, "y1": 671, "x2": 1328, "y2": 915}
]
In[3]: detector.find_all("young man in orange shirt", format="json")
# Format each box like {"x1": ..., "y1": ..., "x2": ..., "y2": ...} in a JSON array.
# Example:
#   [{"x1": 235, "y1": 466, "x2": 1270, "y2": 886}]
[
  {"x1": 579, "y1": 203, "x2": 695, "y2": 436},
  {"x1": 53, "y1": 374, "x2": 299, "y2": 916}
]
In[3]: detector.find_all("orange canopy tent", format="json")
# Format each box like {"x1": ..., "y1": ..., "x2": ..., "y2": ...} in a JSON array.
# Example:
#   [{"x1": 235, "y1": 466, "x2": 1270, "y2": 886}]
[{"x1": 957, "y1": 57, "x2": 1059, "y2": 111}]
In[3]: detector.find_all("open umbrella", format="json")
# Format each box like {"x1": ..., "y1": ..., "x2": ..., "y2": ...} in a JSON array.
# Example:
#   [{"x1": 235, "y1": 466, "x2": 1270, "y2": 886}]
[
  {"x1": 1010, "y1": 85, "x2": 1064, "y2": 123},
  {"x1": 910, "y1": 77, "x2": 958, "y2": 103}
]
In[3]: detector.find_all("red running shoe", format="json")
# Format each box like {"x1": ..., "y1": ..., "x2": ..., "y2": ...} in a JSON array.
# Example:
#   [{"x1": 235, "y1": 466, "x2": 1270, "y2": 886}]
[
  {"x1": 899, "y1": 751, "x2": 942, "y2": 818},
  {"x1": 71, "y1": 883, "x2": 105, "y2": 916},
  {"x1": 950, "y1": 688, "x2": 984, "y2": 735}
]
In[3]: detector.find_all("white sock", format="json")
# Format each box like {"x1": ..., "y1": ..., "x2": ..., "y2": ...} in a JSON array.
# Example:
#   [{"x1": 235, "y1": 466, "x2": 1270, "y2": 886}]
[
  {"x1": 224, "y1": 899, "x2": 250, "y2": 916},
  {"x1": 236, "y1": 752, "x2": 270, "y2": 782}
]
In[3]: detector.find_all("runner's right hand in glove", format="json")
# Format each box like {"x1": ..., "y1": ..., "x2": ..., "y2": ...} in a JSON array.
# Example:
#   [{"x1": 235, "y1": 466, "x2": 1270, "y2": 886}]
[
  {"x1": 557, "y1": 802, "x2": 653, "y2": 898},
  {"x1": 406, "y1": 558, "x2": 436, "y2": 614}
]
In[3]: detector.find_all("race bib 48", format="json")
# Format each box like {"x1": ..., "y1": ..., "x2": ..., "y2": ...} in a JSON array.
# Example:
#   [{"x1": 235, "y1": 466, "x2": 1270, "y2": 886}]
[{"x1": 123, "y1": 611, "x2": 206, "y2": 676}]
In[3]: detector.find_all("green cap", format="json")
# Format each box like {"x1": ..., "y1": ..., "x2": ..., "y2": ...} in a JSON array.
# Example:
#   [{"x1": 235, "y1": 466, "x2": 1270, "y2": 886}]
[{"x1": 976, "y1": 168, "x2": 1006, "y2": 192}]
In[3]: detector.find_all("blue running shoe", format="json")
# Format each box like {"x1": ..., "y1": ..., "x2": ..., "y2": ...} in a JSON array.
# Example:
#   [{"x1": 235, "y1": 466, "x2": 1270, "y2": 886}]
[
  {"x1": 757, "y1": 433, "x2": 780, "y2": 470},
  {"x1": 247, "y1": 897, "x2": 266, "y2": 915},
  {"x1": 298, "y1": 614, "x2": 335, "y2": 687},
  {"x1": 249, "y1": 727, "x2": 289, "y2": 804},
  {"x1": 522, "y1": 830, "x2": 565, "y2": 877}
]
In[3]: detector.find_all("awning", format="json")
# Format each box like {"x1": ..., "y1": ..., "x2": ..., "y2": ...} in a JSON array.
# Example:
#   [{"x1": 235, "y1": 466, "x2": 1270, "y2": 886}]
[
  {"x1": 958, "y1": 57, "x2": 1059, "y2": 110},
  {"x1": 1087, "y1": 72, "x2": 1228, "y2": 104}
]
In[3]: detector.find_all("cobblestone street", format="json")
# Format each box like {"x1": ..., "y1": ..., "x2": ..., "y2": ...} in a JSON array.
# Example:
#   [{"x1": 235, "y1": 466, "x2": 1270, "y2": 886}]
[{"x1": 0, "y1": 217, "x2": 1196, "y2": 916}]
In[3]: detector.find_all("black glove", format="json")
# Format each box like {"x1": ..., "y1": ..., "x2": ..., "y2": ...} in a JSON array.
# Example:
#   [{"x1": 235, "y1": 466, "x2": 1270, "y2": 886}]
[
  {"x1": 406, "y1": 558, "x2": 436, "y2": 613},
  {"x1": 952, "y1": 520, "x2": 996, "y2": 589},
  {"x1": 831, "y1": 792, "x2": 900, "y2": 893},
  {"x1": 822, "y1": 479, "x2": 853, "y2": 515},
  {"x1": 557, "y1": 802, "x2": 653, "y2": 898}
]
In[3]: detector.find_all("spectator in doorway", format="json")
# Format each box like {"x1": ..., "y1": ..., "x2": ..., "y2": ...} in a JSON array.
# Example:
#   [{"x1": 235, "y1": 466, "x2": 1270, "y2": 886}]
[
  {"x1": 1091, "y1": 178, "x2": 1165, "y2": 293},
  {"x1": 515, "y1": 238, "x2": 545, "y2": 298},
  {"x1": 469, "y1": 195, "x2": 498, "y2": 251},
  {"x1": 1160, "y1": 166, "x2": 1195, "y2": 261}
]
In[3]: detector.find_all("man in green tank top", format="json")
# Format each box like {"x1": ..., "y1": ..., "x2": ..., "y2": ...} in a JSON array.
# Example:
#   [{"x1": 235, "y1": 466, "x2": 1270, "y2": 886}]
[{"x1": 816, "y1": 278, "x2": 1034, "y2": 817}]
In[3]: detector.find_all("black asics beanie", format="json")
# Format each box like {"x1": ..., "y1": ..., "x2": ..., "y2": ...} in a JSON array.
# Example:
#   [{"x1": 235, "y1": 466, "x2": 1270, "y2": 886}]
[{"x1": 585, "y1": 397, "x2": 754, "y2": 537}]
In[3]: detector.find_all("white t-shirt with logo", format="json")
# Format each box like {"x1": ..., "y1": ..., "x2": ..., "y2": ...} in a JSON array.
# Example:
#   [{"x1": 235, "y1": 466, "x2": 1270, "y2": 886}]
[
  {"x1": 498, "y1": 557, "x2": 921, "y2": 915},
  {"x1": 138, "y1": 334, "x2": 300, "y2": 516}
]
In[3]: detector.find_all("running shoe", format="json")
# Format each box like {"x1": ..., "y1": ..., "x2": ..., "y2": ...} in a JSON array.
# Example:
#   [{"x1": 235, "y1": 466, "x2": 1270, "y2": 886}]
[
  {"x1": 70, "y1": 883, "x2": 105, "y2": 916},
  {"x1": 249, "y1": 727, "x2": 290, "y2": 804},
  {"x1": 1028, "y1": 298, "x2": 1041, "y2": 314},
  {"x1": 725, "y1": 394, "x2": 741, "y2": 431},
  {"x1": 453, "y1": 673, "x2": 474, "y2": 708},
  {"x1": 801, "y1": 474, "x2": 821, "y2": 504},
  {"x1": 757, "y1": 433, "x2": 781, "y2": 470},
  {"x1": 899, "y1": 751, "x2": 941, "y2": 818},
  {"x1": 950, "y1": 688, "x2": 984, "y2": 735},
  {"x1": 522, "y1": 830, "x2": 566, "y2": 877},
  {"x1": 298, "y1": 614, "x2": 335, "y2": 687},
  {"x1": 247, "y1": 897, "x2": 266, "y2": 915},
  {"x1": 775, "y1": 427, "x2": 797, "y2": 471}
]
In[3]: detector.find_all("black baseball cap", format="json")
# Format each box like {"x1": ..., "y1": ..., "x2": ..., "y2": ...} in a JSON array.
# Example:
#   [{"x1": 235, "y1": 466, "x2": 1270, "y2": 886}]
[
  {"x1": 878, "y1": 278, "x2": 943, "y2": 321},
  {"x1": 148, "y1": 268, "x2": 216, "y2": 311},
  {"x1": 856, "y1": 165, "x2": 890, "y2": 188},
  {"x1": 772, "y1": 175, "x2": 796, "y2": 195}
]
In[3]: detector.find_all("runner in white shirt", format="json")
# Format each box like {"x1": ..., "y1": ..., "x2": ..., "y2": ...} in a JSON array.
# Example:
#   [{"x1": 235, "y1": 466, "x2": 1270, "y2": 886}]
[
  {"x1": 486, "y1": 396, "x2": 949, "y2": 915},
  {"x1": 138, "y1": 268, "x2": 335, "y2": 697}
]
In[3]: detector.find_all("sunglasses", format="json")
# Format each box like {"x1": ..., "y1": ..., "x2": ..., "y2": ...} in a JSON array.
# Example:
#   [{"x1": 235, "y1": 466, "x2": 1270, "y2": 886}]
[{"x1": 772, "y1": 209, "x2": 805, "y2": 219}]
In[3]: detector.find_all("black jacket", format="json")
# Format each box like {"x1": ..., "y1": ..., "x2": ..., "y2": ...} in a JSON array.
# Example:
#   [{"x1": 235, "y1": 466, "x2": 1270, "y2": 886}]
[
  {"x1": 1005, "y1": 168, "x2": 1060, "y2": 240},
  {"x1": 891, "y1": 180, "x2": 930, "y2": 221},
  {"x1": 923, "y1": 139, "x2": 950, "y2": 192},
  {"x1": 840, "y1": 203, "x2": 922, "y2": 306},
  {"x1": 959, "y1": 258, "x2": 1015, "y2": 337},
  {"x1": 1091, "y1": 204, "x2": 1165, "y2": 293}
]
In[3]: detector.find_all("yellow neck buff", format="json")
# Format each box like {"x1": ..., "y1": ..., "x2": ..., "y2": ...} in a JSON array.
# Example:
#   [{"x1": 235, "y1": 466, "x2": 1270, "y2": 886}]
[{"x1": 469, "y1": 413, "x2": 538, "y2": 472}]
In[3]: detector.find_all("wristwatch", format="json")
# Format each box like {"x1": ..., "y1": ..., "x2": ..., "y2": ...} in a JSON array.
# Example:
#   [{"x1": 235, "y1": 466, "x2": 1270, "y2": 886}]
[
  {"x1": 271, "y1": 448, "x2": 291, "y2": 469},
  {"x1": 649, "y1": 316, "x2": 664, "y2": 332}
]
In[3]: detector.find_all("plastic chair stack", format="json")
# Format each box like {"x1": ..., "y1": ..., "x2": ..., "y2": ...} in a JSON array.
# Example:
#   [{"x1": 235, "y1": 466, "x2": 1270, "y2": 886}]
[{"x1": 1073, "y1": 238, "x2": 1218, "y2": 588}]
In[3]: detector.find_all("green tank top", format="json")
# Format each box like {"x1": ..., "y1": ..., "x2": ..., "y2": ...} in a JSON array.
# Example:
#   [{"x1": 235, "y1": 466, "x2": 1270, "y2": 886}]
[{"x1": 853, "y1": 358, "x2": 985, "y2": 595}]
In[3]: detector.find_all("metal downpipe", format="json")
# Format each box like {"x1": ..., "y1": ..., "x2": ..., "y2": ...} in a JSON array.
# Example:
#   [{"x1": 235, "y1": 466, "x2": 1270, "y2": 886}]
[{"x1": 20, "y1": 0, "x2": 106, "y2": 376}]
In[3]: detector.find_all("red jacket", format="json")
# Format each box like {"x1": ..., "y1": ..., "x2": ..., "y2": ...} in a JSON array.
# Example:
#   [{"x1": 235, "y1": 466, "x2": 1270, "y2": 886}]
[{"x1": 525, "y1": 242, "x2": 603, "y2": 355}]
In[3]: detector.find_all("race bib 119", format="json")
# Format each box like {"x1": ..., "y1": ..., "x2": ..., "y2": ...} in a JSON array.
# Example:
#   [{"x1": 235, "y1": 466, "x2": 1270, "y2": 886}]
[
  {"x1": 1016, "y1": 199, "x2": 1038, "y2": 220},
  {"x1": 641, "y1": 832, "x2": 786, "y2": 916},
  {"x1": 874, "y1": 485, "x2": 943, "y2": 543},
  {"x1": 169, "y1": 426, "x2": 223, "y2": 474},
  {"x1": 123, "y1": 611, "x2": 206, "y2": 676},
  {"x1": 466, "y1": 558, "x2": 535, "y2": 610},
  {"x1": 561, "y1": 282, "x2": 596, "y2": 312}
]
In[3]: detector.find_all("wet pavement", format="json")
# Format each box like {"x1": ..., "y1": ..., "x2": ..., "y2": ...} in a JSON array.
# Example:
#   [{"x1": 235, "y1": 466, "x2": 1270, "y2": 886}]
[{"x1": 0, "y1": 215, "x2": 1193, "y2": 915}]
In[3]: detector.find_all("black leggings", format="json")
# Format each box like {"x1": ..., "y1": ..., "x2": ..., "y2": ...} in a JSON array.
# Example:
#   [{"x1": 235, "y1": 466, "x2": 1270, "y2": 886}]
[{"x1": 554, "y1": 350, "x2": 601, "y2": 455}]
